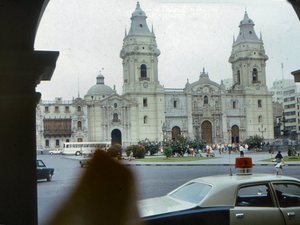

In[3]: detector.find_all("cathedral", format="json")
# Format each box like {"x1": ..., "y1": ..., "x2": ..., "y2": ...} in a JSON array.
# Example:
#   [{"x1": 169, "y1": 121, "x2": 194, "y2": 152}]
[{"x1": 81, "y1": 2, "x2": 274, "y2": 147}]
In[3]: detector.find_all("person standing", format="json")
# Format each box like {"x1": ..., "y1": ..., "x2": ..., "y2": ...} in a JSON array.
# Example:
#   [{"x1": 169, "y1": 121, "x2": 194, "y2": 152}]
[{"x1": 239, "y1": 145, "x2": 244, "y2": 157}]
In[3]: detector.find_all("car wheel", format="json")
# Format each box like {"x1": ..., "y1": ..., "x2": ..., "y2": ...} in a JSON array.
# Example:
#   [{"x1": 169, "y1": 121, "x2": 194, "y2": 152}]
[
  {"x1": 75, "y1": 151, "x2": 81, "y2": 156},
  {"x1": 47, "y1": 173, "x2": 52, "y2": 182}
]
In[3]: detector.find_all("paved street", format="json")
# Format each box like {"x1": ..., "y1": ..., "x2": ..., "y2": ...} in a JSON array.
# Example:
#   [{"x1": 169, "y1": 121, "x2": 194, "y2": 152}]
[{"x1": 37, "y1": 152, "x2": 300, "y2": 225}]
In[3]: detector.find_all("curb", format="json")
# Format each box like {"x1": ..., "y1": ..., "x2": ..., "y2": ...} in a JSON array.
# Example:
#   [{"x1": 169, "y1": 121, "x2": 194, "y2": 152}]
[{"x1": 124, "y1": 163, "x2": 300, "y2": 166}]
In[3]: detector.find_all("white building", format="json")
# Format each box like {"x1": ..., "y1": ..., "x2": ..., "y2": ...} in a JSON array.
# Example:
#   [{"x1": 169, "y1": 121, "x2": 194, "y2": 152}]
[
  {"x1": 83, "y1": 3, "x2": 274, "y2": 146},
  {"x1": 270, "y1": 79, "x2": 300, "y2": 140},
  {"x1": 270, "y1": 79, "x2": 295, "y2": 103},
  {"x1": 36, "y1": 97, "x2": 88, "y2": 151}
]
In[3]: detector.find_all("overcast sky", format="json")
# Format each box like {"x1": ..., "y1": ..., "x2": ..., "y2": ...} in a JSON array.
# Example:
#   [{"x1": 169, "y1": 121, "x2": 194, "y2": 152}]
[{"x1": 35, "y1": 0, "x2": 300, "y2": 100}]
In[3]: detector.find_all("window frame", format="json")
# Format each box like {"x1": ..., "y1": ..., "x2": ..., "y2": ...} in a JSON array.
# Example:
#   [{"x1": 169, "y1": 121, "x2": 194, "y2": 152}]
[
  {"x1": 271, "y1": 182, "x2": 300, "y2": 208},
  {"x1": 143, "y1": 97, "x2": 148, "y2": 107},
  {"x1": 140, "y1": 64, "x2": 147, "y2": 79},
  {"x1": 235, "y1": 183, "x2": 275, "y2": 208}
]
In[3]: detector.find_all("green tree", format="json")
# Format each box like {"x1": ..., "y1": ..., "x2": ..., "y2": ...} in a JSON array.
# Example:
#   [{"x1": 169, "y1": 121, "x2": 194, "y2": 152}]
[
  {"x1": 163, "y1": 145, "x2": 173, "y2": 158},
  {"x1": 125, "y1": 145, "x2": 146, "y2": 159},
  {"x1": 244, "y1": 135, "x2": 263, "y2": 150},
  {"x1": 138, "y1": 139, "x2": 159, "y2": 156},
  {"x1": 167, "y1": 136, "x2": 192, "y2": 156}
]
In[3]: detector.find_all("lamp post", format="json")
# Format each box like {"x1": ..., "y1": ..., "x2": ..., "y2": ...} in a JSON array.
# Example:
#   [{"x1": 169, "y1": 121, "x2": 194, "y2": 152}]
[
  {"x1": 258, "y1": 124, "x2": 266, "y2": 139},
  {"x1": 195, "y1": 125, "x2": 200, "y2": 151},
  {"x1": 281, "y1": 113, "x2": 288, "y2": 137},
  {"x1": 162, "y1": 122, "x2": 166, "y2": 146}
]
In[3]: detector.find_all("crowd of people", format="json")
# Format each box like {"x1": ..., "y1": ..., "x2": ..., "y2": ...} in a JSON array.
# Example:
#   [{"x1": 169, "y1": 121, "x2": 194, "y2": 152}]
[{"x1": 184, "y1": 143, "x2": 250, "y2": 158}]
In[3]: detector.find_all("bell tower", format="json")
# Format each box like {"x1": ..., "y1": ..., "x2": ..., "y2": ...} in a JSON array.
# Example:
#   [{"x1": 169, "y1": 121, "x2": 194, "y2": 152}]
[
  {"x1": 227, "y1": 11, "x2": 274, "y2": 140},
  {"x1": 120, "y1": 2, "x2": 165, "y2": 142},
  {"x1": 229, "y1": 11, "x2": 268, "y2": 92},
  {"x1": 120, "y1": 2, "x2": 163, "y2": 94}
]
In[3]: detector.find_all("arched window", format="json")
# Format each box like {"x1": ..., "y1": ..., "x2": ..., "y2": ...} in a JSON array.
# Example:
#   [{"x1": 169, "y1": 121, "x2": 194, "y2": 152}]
[
  {"x1": 113, "y1": 113, "x2": 119, "y2": 122},
  {"x1": 143, "y1": 116, "x2": 148, "y2": 124},
  {"x1": 233, "y1": 100, "x2": 236, "y2": 109},
  {"x1": 258, "y1": 115, "x2": 263, "y2": 123},
  {"x1": 77, "y1": 106, "x2": 81, "y2": 112},
  {"x1": 204, "y1": 96, "x2": 208, "y2": 105},
  {"x1": 252, "y1": 68, "x2": 258, "y2": 83},
  {"x1": 237, "y1": 70, "x2": 240, "y2": 84},
  {"x1": 77, "y1": 121, "x2": 82, "y2": 129},
  {"x1": 140, "y1": 64, "x2": 147, "y2": 78}
]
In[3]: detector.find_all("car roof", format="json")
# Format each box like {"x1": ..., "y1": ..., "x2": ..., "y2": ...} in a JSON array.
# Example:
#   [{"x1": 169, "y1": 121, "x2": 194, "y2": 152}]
[
  {"x1": 171, "y1": 173, "x2": 300, "y2": 207},
  {"x1": 191, "y1": 173, "x2": 300, "y2": 186}
]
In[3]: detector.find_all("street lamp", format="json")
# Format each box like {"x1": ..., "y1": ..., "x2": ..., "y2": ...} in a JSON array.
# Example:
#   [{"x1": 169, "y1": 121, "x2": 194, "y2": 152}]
[
  {"x1": 195, "y1": 125, "x2": 200, "y2": 151},
  {"x1": 258, "y1": 124, "x2": 266, "y2": 139},
  {"x1": 162, "y1": 122, "x2": 166, "y2": 146},
  {"x1": 281, "y1": 113, "x2": 288, "y2": 137}
]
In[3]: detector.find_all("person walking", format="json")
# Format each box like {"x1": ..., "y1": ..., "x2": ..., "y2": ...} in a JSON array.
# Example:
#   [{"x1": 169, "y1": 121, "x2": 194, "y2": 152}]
[
  {"x1": 275, "y1": 151, "x2": 283, "y2": 163},
  {"x1": 274, "y1": 151, "x2": 284, "y2": 175}
]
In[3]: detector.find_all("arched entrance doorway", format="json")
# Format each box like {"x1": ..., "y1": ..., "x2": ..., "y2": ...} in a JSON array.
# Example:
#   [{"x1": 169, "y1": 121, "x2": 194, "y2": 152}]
[
  {"x1": 201, "y1": 121, "x2": 212, "y2": 145},
  {"x1": 231, "y1": 125, "x2": 239, "y2": 143},
  {"x1": 111, "y1": 129, "x2": 122, "y2": 145},
  {"x1": 171, "y1": 126, "x2": 181, "y2": 140}
]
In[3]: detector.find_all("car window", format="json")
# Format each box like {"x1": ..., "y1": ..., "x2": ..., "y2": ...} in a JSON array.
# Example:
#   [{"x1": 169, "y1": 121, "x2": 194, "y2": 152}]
[
  {"x1": 37, "y1": 160, "x2": 45, "y2": 167},
  {"x1": 272, "y1": 183, "x2": 300, "y2": 208},
  {"x1": 236, "y1": 184, "x2": 274, "y2": 207},
  {"x1": 168, "y1": 182, "x2": 211, "y2": 204}
]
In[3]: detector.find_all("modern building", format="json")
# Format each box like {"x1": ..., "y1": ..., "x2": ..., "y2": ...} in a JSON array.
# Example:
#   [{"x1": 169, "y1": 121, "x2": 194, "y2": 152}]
[
  {"x1": 270, "y1": 79, "x2": 295, "y2": 103},
  {"x1": 270, "y1": 79, "x2": 300, "y2": 140},
  {"x1": 82, "y1": 3, "x2": 274, "y2": 147},
  {"x1": 36, "y1": 97, "x2": 88, "y2": 151}
]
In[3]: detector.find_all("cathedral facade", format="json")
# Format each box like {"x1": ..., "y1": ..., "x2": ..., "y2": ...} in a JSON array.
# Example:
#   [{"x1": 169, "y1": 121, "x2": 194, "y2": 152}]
[{"x1": 84, "y1": 2, "x2": 274, "y2": 147}]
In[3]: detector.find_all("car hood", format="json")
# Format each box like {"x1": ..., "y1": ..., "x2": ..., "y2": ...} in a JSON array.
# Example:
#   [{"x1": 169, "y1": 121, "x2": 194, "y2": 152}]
[{"x1": 139, "y1": 196, "x2": 197, "y2": 217}]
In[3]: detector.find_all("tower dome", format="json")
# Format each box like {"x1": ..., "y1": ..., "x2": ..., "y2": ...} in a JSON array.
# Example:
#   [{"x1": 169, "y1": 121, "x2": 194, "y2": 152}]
[
  {"x1": 128, "y1": 2, "x2": 152, "y2": 36},
  {"x1": 85, "y1": 72, "x2": 115, "y2": 99},
  {"x1": 235, "y1": 11, "x2": 260, "y2": 43}
]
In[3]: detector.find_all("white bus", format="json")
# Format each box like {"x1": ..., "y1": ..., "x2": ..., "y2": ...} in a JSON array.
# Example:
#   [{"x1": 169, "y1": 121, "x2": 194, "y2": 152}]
[{"x1": 62, "y1": 142, "x2": 111, "y2": 156}]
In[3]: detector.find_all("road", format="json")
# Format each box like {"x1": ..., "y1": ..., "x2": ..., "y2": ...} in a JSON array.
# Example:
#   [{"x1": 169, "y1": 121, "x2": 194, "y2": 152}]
[{"x1": 37, "y1": 155, "x2": 300, "y2": 224}]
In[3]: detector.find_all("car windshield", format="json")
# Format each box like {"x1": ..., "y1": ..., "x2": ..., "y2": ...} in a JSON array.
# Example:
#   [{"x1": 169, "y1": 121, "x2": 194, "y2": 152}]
[{"x1": 169, "y1": 182, "x2": 212, "y2": 204}]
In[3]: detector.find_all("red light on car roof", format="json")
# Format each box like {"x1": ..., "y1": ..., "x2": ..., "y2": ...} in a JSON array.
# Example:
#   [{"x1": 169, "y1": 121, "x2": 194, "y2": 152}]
[
  {"x1": 235, "y1": 157, "x2": 252, "y2": 175},
  {"x1": 235, "y1": 157, "x2": 252, "y2": 168}
]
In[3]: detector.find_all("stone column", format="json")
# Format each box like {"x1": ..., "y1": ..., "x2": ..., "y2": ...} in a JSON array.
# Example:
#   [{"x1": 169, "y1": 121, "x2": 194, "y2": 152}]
[{"x1": 0, "y1": 1, "x2": 59, "y2": 224}]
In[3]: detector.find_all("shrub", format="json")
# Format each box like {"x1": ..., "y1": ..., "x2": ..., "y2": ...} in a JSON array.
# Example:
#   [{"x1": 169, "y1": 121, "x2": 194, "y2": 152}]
[
  {"x1": 126, "y1": 145, "x2": 146, "y2": 159},
  {"x1": 167, "y1": 136, "x2": 191, "y2": 156},
  {"x1": 138, "y1": 140, "x2": 159, "y2": 155},
  {"x1": 163, "y1": 145, "x2": 173, "y2": 158},
  {"x1": 244, "y1": 135, "x2": 263, "y2": 150}
]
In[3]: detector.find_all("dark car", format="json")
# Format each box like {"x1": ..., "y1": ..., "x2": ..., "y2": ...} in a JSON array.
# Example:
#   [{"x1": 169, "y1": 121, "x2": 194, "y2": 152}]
[{"x1": 36, "y1": 159, "x2": 54, "y2": 182}]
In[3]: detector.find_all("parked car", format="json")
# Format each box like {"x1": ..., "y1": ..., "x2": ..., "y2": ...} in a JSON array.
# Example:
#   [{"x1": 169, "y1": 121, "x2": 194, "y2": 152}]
[
  {"x1": 36, "y1": 160, "x2": 54, "y2": 182},
  {"x1": 49, "y1": 148, "x2": 62, "y2": 155},
  {"x1": 140, "y1": 158, "x2": 300, "y2": 225}
]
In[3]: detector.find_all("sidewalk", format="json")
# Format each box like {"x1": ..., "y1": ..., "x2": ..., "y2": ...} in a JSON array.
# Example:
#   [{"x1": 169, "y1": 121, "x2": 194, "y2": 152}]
[{"x1": 123, "y1": 152, "x2": 300, "y2": 166}]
